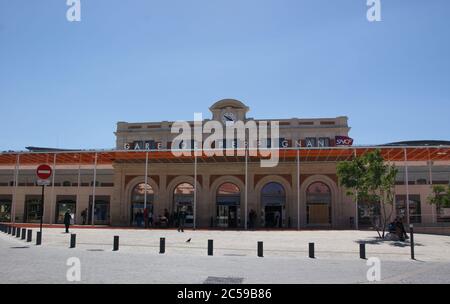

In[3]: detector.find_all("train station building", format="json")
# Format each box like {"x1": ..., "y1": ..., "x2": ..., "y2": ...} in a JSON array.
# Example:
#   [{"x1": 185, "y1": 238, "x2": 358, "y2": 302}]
[{"x1": 0, "y1": 99, "x2": 449, "y2": 230}]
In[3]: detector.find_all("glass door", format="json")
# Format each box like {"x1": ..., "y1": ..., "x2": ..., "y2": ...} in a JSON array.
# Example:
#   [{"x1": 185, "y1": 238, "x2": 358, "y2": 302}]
[
  {"x1": 56, "y1": 201, "x2": 76, "y2": 224},
  {"x1": 0, "y1": 200, "x2": 11, "y2": 222},
  {"x1": 88, "y1": 201, "x2": 110, "y2": 225},
  {"x1": 25, "y1": 199, "x2": 42, "y2": 223}
]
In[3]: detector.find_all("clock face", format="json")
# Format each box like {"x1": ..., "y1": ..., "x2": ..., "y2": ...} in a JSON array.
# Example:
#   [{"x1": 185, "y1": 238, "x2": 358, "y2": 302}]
[{"x1": 222, "y1": 112, "x2": 236, "y2": 124}]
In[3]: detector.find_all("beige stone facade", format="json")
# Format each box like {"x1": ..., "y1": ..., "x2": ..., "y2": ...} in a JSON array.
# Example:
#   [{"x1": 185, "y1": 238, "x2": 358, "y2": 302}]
[{"x1": 0, "y1": 99, "x2": 449, "y2": 229}]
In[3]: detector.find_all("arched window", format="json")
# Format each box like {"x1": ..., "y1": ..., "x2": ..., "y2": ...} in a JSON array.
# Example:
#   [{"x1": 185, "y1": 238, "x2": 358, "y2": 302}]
[
  {"x1": 217, "y1": 183, "x2": 240, "y2": 195},
  {"x1": 261, "y1": 182, "x2": 286, "y2": 204},
  {"x1": 132, "y1": 183, "x2": 154, "y2": 203},
  {"x1": 174, "y1": 183, "x2": 194, "y2": 195},
  {"x1": 306, "y1": 182, "x2": 331, "y2": 225}
]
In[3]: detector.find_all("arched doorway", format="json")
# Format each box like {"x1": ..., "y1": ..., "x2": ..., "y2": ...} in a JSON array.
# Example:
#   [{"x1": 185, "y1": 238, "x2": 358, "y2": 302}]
[
  {"x1": 131, "y1": 183, "x2": 154, "y2": 227},
  {"x1": 306, "y1": 182, "x2": 331, "y2": 225},
  {"x1": 173, "y1": 183, "x2": 194, "y2": 227},
  {"x1": 261, "y1": 182, "x2": 286, "y2": 228},
  {"x1": 216, "y1": 183, "x2": 240, "y2": 228}
]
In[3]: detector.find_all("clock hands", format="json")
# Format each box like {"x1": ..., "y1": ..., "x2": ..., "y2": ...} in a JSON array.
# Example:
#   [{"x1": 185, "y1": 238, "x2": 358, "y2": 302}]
[{"x1": 224, "y1": 114, "x2": 233, "y2": 121}]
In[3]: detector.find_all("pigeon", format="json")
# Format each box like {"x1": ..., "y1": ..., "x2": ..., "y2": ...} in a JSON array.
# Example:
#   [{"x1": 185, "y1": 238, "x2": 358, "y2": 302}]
[{"x1": 186, "y1": 238, "x2": 191, "y2": 243}]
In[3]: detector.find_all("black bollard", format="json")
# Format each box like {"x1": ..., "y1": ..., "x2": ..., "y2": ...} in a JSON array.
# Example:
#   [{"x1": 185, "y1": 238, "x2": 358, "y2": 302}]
[
  {"x1": 160, "y1": 237, "x2": 165, "y2": 254},
  {"x1": 309, "y1": 242, "x2": 315, "y2": 258},
  {"x1": 16, "y1": 227, "x2": 21, "y2": 238},
  {"x1": 21, "y1": 228, "x2": 26, "y2": 240},
  {"x1": 257, "y1": 241, "x2": 263, "y2": 257},
  {"x1": 359, "y1": 243, "x2": 366, "y2": 259},
  {"x1": 70, "y1": 234, "x2": 76, "y2": 248},
  {"x1": 208, "y1": 239, "x2": 213, "y2": 256},
  {"x1": 36, "y1": 231, "x2": 42, "y2": 245},
  {"x1": 410, "y1": 225, "x2": 415, "y2": 260},
  {"x1": 113, "y1": 236, "x2": 119, "y2": 251},
  {"x1": 27, "y1": 229, "x2": 32, "y2": 242},
  {"x1": 12, "y1": 226, "x2": 16, "y2": 236},
  {"x1": 8, "y1": 226, "x2": 11, "y2": 234}
]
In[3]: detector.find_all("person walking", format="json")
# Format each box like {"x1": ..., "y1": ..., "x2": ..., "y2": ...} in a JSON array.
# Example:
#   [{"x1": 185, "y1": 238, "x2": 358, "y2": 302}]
[
  {"x1": 274, "y1": 210, "x2": 281, "y2": 228},
  {"x1": 164, "y1": 208, "x2": 170, "y2": 227},
  {"x1": 64, "y1": 210, "x2": 72, "y2": 233},
  {"x1": 148, "y1": 209, "x2": 153, "y2": 227},
  {"x1": 81, "y1": 208, "x2": 87, "y2": 225},
  {"x1": 177, "y1": 206, "x2": 186, "y2": 232},
  {"x1": 249, "y1": 209, "x2": 256, "y2": 229}
]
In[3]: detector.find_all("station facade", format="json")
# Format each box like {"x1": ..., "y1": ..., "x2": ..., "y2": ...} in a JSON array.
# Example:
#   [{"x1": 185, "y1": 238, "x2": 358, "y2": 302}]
[{"x1": 0, "y1": 99, "x2": 449, "y2": 229}]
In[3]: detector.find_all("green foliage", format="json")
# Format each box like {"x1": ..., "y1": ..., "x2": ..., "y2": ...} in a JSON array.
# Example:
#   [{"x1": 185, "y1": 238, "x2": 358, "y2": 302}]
[
  {"x1": 337, "y1": 149, "x2": 398, "y2": 205},
  {"x1": 337, "y1": 149, "x2": 398, "y2": 236},
  {"x1": 428, "y1": 185, "x2": 450, "y2": 208}
]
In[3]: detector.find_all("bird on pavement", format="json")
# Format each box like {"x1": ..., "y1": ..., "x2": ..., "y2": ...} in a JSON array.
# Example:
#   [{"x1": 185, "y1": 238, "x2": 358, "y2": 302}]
[{"x1": 186, "y1": 238, "x2": 191, "y2": 243}]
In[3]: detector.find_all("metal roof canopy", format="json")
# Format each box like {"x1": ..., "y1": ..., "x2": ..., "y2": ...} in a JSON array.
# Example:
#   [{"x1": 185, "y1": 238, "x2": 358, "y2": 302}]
[{"x1": 0, "y1": 146, "x2": 449, "y2": 165}]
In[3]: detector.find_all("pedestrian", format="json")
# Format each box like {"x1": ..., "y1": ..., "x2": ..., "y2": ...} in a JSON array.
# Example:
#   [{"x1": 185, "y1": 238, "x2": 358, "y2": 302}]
[
  {"x1": 249, "y1": 209, "x2": 256, "y2": 229},
  {"x1": 164, "y1": 208, "x2": 170, "y2": 227},
  {"x1": 136, "y1": 211, "x2": 143, "y2": 227},
  {"x1": 177, "y1": 206, "x2": 186, "y2": 232},
  {"x1": 81, "y1": 208, "x2": 87, "y2": 225},
  {"x1": 64, "y1": 210, "x2": 72, "y2": 233},
  {"x1": 148, "y1": 210, "x2": 153, "y2": 227},
  {"x1": 395, "y1": 217, "x2": 409, "y2": 241},
  {"x1": 274, "y1": 210, "x2": 281, "y2": 228}
]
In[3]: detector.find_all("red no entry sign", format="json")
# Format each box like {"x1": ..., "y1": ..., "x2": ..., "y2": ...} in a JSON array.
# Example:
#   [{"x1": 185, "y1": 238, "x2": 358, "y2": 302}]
[{"x1": 36, "y1": 164, "x2": 52, "y2": 180}]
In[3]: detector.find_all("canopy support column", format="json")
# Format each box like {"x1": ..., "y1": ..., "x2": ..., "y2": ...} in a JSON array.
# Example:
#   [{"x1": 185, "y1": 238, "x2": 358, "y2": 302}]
[
  {"x1": 428, "y1": 149, "x2": 435, "y2": 223},
  {"x1": 144, "y1": 152, "x2": 149, "y2": 210},
  {"x1": 404, "y1": 148, "x2": 410, "y2": 226},
  {"x1": 353, "y1": 149, "x2": 359, "y2": 230},
  {"x1": 245, "y1": 146, "x2": 248, "y2": 230},
  {"x1": 76, "y1": 154, "x2": 81, "y2": 225},
  {"x1": 12, "y1": 154, "x2": 20, "y2": 224},
  {"x1": 91, "y1": 153, "x2": 98, "y2": 226},
  {"x1": 296, "y1": 149, "x2": 300, "y2": 230},
  {"x1": 193, "y1": 151, "x2": 197, "y2": 230},
  {"x1": 50, "y1": 154, "x2": 56, "y2": 224}
]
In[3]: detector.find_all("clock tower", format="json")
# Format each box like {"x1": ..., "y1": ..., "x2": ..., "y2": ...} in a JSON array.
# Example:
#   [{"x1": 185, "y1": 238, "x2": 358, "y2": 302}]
[{"x1": 209, "y1": 99, "x2": 250, "y2": 124}]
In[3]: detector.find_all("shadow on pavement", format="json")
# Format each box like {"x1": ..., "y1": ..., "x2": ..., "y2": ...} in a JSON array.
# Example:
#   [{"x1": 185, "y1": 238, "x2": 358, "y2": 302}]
[{"x1": 354, "y1": 237, "x2": 423, "y2": 247}]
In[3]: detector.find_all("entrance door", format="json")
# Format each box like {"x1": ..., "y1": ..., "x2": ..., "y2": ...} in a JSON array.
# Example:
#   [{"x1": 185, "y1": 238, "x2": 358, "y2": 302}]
[
  {"x1": 216, "y1": 205, "x2": 238, "y2": 228},
  {"x1": 131, "y1": 203, "x2": 153, "y2": 227},
  {"x1": 308, "y1": 205, "x2": 329, "y2": 225},
  {"x1": 0, "y1": 200, "x2": 11, "y2": 222},
  {"x1": 56, "y1": 201, "x2": 76, "y2": 224},
  {"x1": 88, "y1": 201, "x2": 110, "y2": 225},
  {"x1": 25, "y1": 199, "x2": 41, "y2": 223},
  {"x1": 176, "y1": 203, "x2": 194, "y2": 227},
  {"x1": 264, "y1": 206, "x2": 282, "y2": 228}
]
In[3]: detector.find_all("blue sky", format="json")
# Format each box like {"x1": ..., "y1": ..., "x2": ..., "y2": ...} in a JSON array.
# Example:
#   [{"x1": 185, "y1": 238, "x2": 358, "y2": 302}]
[{"x1": 0, "y1": 0, "x2": 449, "y2": 151}]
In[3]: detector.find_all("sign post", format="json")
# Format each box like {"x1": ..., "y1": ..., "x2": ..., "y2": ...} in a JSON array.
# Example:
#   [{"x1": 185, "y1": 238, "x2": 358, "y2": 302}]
[{"x1": 36, "y1": 164, "x2": 53, "y2": 234}]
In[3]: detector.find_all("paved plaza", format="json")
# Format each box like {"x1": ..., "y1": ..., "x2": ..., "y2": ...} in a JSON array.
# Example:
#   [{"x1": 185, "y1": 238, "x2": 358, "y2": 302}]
[{"x1": 1, "y1": 228, "x2": 450, "y2": 284}]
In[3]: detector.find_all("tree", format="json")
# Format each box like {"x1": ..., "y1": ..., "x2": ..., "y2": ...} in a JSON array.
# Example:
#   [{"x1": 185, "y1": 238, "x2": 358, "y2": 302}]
[
  {"x1": 428, "y1": 185, "x2": 450, "y2": 213},
  {"x1": 337, "y1": 149, "x2": 398, "y2": 238}
]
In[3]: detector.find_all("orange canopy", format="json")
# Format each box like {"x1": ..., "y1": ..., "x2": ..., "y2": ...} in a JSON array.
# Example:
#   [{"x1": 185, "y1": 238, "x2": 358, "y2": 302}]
[{"x1": 0, "y1": 146, "x2": 449, "y2": 166}]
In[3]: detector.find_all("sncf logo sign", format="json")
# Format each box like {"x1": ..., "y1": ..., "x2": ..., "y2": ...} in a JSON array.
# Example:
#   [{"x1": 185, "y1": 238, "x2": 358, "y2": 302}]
[{"x1": 335, "y1": 136, "x2": 354, "y2": 147}]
